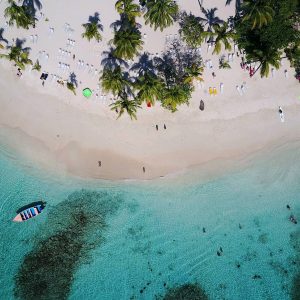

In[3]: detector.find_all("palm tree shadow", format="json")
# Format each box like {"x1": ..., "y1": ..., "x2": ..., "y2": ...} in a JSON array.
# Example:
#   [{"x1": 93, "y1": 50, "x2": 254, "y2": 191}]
[
  {"x1": 0, "y1": 28, "x2": 9, "y2": 45},
  {"x1": 15, "y1": 38, "x2": 31, "y2": 52},
  {"x1": 225, "y1": 0, "x2": 242, "y2": 14},
  {"x1": 22, "y1": 0, "x2": 42, "y2": 18},
  {"x1": 69, "y1": 72, "x2": 78, "y2": 87},
  {"x1": 200, "y1": 7, "x2": 224, "y2": 31},
  {"x1": 130, "y1": 52, "x2": 155, "y2": 75},
  {"x1": 101, "y1": 47, "x2": 129, "y2": 69},
  {"x1": 88, "y1": 12, "x2": 104, "y2": 31}
]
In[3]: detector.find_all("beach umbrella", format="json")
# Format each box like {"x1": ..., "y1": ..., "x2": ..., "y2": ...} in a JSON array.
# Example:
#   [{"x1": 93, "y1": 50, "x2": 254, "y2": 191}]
[{"x1": 82, "y1": 88, "x2": 92, "y2": 98}]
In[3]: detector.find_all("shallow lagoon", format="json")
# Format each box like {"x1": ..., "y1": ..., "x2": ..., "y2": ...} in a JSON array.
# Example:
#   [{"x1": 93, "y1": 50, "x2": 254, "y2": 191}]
[{"x1": 0, "y1": 140, "x2": 299, "y2": 299}]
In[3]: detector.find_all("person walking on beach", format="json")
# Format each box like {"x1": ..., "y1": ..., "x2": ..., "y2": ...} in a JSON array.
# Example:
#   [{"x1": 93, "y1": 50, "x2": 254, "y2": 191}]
[
  {"x1": 164, "y1": 124, "x2": 166, "y2": 130},
  {"x1": 143, "y1": 166, "x2": 145, "y2": 173},
  {"x1": 98, "y1": 160, "x2": 101, "y2": 167},
  {"x1": 156, "y1": 124, "x2": 158, "y2": 131}
]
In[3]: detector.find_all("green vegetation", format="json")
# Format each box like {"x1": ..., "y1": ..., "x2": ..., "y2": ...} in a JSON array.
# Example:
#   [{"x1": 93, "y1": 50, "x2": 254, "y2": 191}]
[
  {"x1": 179, "y1": 12, "x2": 206, "y2": 48},
  {"x1": 67, "y1": 82, "x2": 76, "y2": 95},
  {"x1": 210, "y1": 22, "x2": 235, "y2": 55},
  {"x1": 32, "y1": 59, "x2": 41, "y2": 71},
  {"x1": 115, "y1": 0, "x2": 141, "y2": 23},
  {"x1": 4, "y1": 0, "x2": 35, "y2": 29},
  {"x1": 219, "y1": 56, "x2": 231, "y2": 69},
  {"x1": 235, "y1": 0, "x2": 300, "y2": 77},
  {"x1": 135, "y1": 72, "x2": 163, "y2": 105},
  {"x1": 0, "y1": 45, "x2": 32, "y2": 70},
  {"x1": 144, "y1": 0, "x2": 179, "y2": 31},
  {"x1": 111, "y1": 16, "x2": 144, "y2": 59},
  {"x1": 101, "y1": 65, "x2": 131, "y2": 96},
  {"x1": 82, "y1": 17, "x2": 103, "y2": 42},
  {"x1": 241, "y1": 0, "x2": 274, "y2": 30},
  {"x1": 110, "y1": 92, "x2": 141, "y2": 120}
]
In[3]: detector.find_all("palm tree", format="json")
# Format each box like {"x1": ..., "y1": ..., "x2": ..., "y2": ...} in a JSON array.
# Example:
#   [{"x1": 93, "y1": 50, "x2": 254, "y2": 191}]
[
  {"x1": 210, "y1": 22, "x2": 236, "y2": 54},
  {"x1": 115, "y1": 0, "x2": 141, "y2": 23},
  {"x1": 101, "y1": 47, "x2": 129, "y2": 70},
  {"x1": 4, "y1": 1, "x2": 35, "y2": 29},
  {"x1": 101, "y1": 66, "x2": 132, "y2": 96},
  {"x1": 179, "y1": 13, "x2": 207, "y2": 48},
  {"x1": 200, "y1": 7, "x2": 223, "y2": 32},
  {"x1": 144, "y1": 0, "x2": 179, "y2": 31},
  {"x1": 183, "y1": 63, "x2": 204, "y2": 84},
  {"x1": 161, "y1": 84, "x2": 191, "y2": 112},
  {"x1": 246, "y1": 48, "x2": 281, "y2": 77},
  {"x1": 82, "y1": 19, "x2": 103, "y2": 42},
  {"x1": 219, "y1": 56, "x2": 231, "y2": 69},
  {"x1": 241, "y1": 0, "x2": 274, "y2": 30},
  {"x1": 67, "y1": 82, "x2": 76, "y2": 95},
  {"x1": 111, "y1": 20, "x2": 143, "y2": 59},
  {"x1": 110, "y1": 92, "x2": 141, "y2": 120},
  {"x1": 32, "y1": 59, "x2": 41, "y2": 71},
  {"x1": 0, "y1": 45, "x2": 32, "y2": 70},
  {"x1": 134, "y1": 72, "x2": 164, "y2": 105}
]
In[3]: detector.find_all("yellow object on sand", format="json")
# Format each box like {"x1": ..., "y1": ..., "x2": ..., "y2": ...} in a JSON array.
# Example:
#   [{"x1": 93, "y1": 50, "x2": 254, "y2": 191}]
[
  {"x1": 213, "y1": 87, "x2": 217, "y2": 95},
  {"x1": 209, "y1": 87, "x2": 213, "y2": 95}
]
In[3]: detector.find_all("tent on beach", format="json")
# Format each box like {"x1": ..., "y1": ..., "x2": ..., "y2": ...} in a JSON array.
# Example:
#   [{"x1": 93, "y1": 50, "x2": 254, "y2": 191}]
[{"x1": 82, "y1": 88, "x2": 92, "y2": 98}]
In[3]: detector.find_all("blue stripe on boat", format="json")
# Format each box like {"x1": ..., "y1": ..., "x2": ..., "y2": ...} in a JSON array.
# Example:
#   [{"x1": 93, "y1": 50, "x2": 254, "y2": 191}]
[
  {"x1": 30, "y1": 208, "x2": 36, "y2": 216},
  {"x1": 36, "y1": 205, "x2": 42, "y2": 213}
]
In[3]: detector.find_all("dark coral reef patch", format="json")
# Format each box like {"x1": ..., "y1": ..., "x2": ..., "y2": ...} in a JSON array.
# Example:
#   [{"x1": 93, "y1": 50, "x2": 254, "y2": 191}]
[
  {"x1": 14, "y1": 189, "x2": 121, "y2": 300},
  {"x1": 161, "y1": 283, "x2": 209, "y2": 300}
]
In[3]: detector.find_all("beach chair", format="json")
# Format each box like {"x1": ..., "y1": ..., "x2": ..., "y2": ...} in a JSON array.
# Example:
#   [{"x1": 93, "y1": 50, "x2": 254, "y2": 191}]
[
  {"x1": 209, "y1": 87, "x2": 213, "y2": 96},
  {"x1": 213, "y1": 87, "x2": 217, "y2": 96}
]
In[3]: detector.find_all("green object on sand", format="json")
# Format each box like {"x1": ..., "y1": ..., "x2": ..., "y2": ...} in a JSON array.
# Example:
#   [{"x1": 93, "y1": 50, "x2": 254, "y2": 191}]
[{"x1": 82, "y1": 88, "x2": 92, "y2": 98}]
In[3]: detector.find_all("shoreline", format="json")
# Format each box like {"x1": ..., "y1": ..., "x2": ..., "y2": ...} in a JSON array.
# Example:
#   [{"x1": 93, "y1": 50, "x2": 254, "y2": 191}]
[{"x1": 1, "y1": 0, "x2": 300, "y2": 181}]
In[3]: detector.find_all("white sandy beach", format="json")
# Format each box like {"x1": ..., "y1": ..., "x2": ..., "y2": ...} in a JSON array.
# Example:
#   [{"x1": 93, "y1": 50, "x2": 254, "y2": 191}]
[{"x1": 0, "y1": 0, "x2": 300, "y2": 180}]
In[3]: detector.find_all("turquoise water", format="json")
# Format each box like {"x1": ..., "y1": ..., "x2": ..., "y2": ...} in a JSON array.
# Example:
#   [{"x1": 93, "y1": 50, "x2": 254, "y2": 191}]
[{"x1": 0, "y1": 139, "x2": 299, "y2": 299}]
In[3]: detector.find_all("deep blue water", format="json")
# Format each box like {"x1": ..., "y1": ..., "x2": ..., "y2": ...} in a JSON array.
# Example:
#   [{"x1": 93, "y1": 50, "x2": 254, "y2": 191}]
[{"x1": 0, "y1": 139, "x2": 299, "y2": 300}]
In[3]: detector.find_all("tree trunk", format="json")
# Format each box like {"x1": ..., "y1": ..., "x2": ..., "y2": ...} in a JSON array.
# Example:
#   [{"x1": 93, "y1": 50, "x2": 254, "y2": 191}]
[
  {"x1": 197, "y1": 0, "x2": 202, "y2": 9},
  {"x1": 252, "y1": 62, "x2": 262, "y2": 76}
]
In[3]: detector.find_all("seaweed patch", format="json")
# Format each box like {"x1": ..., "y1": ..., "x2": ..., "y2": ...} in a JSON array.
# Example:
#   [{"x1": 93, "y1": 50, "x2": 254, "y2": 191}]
[
  {"x1": 158, "y1": 283, "x2": 209, "y2": 300},
  {"x1": 14, "y1": 189, "x2": 122, "y2": 300}
]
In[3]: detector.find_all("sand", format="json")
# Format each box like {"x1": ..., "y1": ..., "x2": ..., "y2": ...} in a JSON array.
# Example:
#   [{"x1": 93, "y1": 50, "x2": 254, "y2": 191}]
[{"x1": 0, "y1": 0, "x2": 299, "y2": 180}]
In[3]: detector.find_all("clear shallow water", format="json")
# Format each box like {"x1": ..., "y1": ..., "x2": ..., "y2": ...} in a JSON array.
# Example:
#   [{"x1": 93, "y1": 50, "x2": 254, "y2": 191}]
[{"x1": 0, "y1": 140, "x2": 299, "y2": 300}]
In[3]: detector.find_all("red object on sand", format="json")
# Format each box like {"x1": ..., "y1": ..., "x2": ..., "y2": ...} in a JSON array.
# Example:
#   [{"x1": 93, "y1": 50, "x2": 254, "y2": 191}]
[{"x1": 147, "y1": 102, "x2": 151, "y2": 107}]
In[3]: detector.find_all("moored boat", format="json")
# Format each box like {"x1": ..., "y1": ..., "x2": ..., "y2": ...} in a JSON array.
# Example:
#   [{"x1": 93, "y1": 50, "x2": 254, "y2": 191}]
[{"x1": 13, "y1": 202, "x2": 46, "y2": 222}]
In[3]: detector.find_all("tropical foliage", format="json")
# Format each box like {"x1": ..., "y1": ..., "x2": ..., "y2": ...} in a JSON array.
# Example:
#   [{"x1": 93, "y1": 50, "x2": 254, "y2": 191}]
[
  {"x1": 82, "y1": 19, "x2": 103, "y2": 42},
  {"x1": 134, "y1": 71, "x2": 163, "y2": 105},
  {"x1": 210, "y1": 22, "x2": 235, "y2": 54},
  {"x1": 144, "y1": 0, "x2": 179, "y2": 31},
  {"x1": 111, "y1": 17, "x2": 143, "y2": 59},
  {"x1": 235, "y1": 0, "x2": 299, "y2": 77},
  {"x1": 179, "y1": 12, "x2": 206, "y2": 48},
  {"x1": 0, "y1": 45, "x2": 32, "y2": 70},
  {"x1": 219, "y1": 56, "x2": 231, "y2": 69},
  {"x1": 241, "y1": 0, "x2": 274, "y2": 29},
  {"x1": 110, "y1": 92, "x2": 141, "y2": 120},
  {"x1": 32, "y1": 59, "x2": 41, "y2": 71},
  {"x1": 4, "y1": 0, "x2": 35, "y2": 29},
  {"x1": 101, "y1": 65, "x2": 132, "y2": 96},
  {"x1": 115, "y1": 0, "x2": 141, "y2": 23},
  {"x1": 67, "y1": 82, "x2": 76, "y2": 95}
]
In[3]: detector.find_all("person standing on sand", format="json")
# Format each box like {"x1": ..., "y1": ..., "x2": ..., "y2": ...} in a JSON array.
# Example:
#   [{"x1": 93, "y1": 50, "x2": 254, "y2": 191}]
[
  {"x1": 143, "y1": 166, "x2": 145, "y2": 173},
  {"x1": 98, "y1": 161, "x2": 101, "y2": 167},
  {"x1": 156, "y1": 125, "x2": 158, "y2": 130}
]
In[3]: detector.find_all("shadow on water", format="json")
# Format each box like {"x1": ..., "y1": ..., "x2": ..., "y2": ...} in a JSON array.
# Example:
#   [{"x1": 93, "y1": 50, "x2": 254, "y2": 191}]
[
  {"x1": 16, "y1": 200, "x2": 46, "y2": 213},
  {"x1": 14, "y1": 189, "x2": 122, "y2": 300},
  {"x1": 158, "y1": 283, "x2": 209, "y2": 300}
]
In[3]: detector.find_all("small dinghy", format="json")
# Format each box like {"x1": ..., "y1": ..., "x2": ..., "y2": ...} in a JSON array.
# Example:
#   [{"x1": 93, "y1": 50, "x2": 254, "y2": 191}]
[{"x1": 13, "y1": 201, "x2": 46, "y2": 222}]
